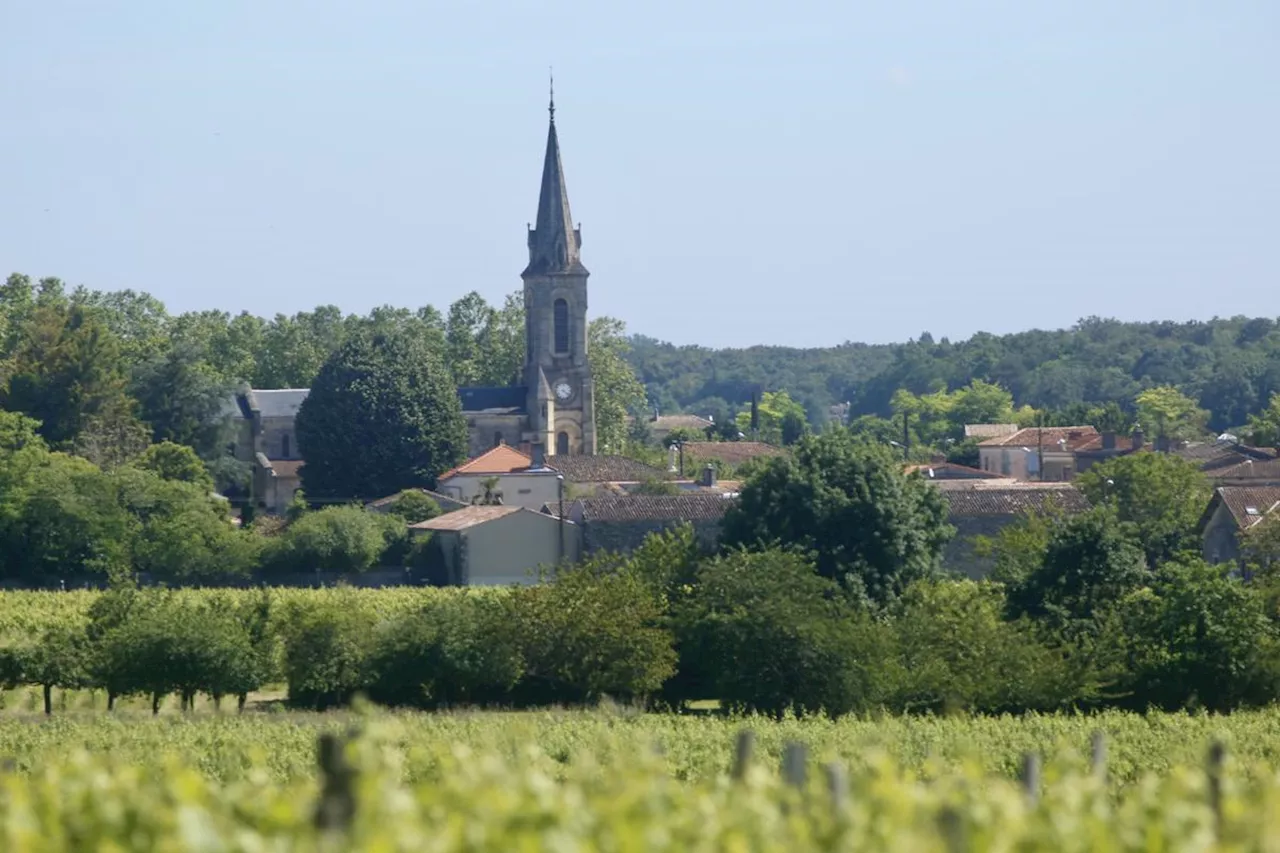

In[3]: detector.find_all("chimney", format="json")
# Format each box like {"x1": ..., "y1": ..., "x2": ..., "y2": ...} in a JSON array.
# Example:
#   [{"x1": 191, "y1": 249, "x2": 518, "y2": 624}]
[
  {"x1": 1131, "y1": 427, "x2": 1145, "y2": 451},
  {"x1": 1102, "y1": 432, "x2": 1116, "y2": 451},
  {"x1": 701, "y1": 464, "x2": 716, "y2": 488},
  {"x1": 531, "y1": 443, "x2": 546, "y2": 468}
]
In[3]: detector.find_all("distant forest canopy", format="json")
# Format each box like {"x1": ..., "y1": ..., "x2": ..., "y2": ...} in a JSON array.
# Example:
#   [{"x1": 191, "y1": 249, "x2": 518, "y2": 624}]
[
  {"x1": 3, "y1": 271, "x2": 1279, "y2": 440},
  {"x1": 631, "y1": 315, "x2": 1280, "y2": 433}
]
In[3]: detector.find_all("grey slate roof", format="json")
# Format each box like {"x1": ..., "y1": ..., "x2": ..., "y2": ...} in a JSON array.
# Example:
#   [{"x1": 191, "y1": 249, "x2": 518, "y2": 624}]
[
  {"x1": 575, "y1": 494, "x2": 732, "y2": 523},
  {"x1": 458, "y1": 386, "x2": 527, "y2": 413},
  {"x1": 523, "y1": 105, "x2": 588, "y2": 277},
  {"x1": 549, "y1": 455, "x2": 668, "y2": 483},
  {"x1": 245, "y1": 389, "x2": 310, "y2": 419}
]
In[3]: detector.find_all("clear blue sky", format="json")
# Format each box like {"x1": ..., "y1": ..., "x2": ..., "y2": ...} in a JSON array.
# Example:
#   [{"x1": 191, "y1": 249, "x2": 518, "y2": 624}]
[{"x1": 3, "y1": 1, "x2": 1277, "y2": 348}]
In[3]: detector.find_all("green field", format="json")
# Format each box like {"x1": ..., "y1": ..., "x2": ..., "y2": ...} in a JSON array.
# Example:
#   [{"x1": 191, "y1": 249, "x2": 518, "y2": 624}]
[{"x1": 0, "y1": 706, "x2": 1278, "y2": 850}]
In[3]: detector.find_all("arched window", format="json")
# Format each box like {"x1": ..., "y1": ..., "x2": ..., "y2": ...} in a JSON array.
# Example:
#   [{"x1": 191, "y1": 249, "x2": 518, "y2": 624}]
[
  {"x1": 556, "y1": 431, "x2": 570, "y2": 456},
  {"x1": 554, "y1": 298, "x2": 570, "y2": 354},
  {"x1": 282, "y1": 434, "x2": 291, "y2": 458}
]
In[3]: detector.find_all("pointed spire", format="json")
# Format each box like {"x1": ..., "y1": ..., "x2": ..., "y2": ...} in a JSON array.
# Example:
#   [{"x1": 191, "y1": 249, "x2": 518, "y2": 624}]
[
  {"x1": 549, "y1": 67, "x2": 555, "y2": 122},
  {"x1": 524, "y1": 80, "x2": 587, "y2": 277}
]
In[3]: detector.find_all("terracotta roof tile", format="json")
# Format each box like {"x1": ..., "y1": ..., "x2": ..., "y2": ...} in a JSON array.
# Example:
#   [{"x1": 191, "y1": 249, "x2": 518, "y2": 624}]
[
  {"x1": 266, "y1": 460, "x2": 303, "y2": 479},
  {"x1": 977, "y1": 426, "x2": 1099, "y2": 451},
  {"x1": 680, "y1": 441, "x2": 786, "y2": 467},
  {"x1": 576, "y1": 494, "x2": 732, "y2": 523},
  {"x1": 439, "y1": 445, "x2": 533, "y2": 480},
  {"x1": 905, "y1": 462, "x2": 1004, "y2": 480},
  {"x1": 548, "y1": 455, "x2": 668, "y2": 483}
]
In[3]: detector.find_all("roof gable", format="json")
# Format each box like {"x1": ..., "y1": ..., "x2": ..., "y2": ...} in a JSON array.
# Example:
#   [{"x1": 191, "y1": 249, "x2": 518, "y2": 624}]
[
  {"x1": 439, "y1": 445, "x2": 534, "y2": 479},
  {"x1": 943, "y1": 484, "x2": 1090, "y2": 517},
  {"x1": 1208, "y1": 486, "x2": 1280, "y2": 530},
  {"x1": 977, "y1": 426, "x2": 1099, "y2": 451}
]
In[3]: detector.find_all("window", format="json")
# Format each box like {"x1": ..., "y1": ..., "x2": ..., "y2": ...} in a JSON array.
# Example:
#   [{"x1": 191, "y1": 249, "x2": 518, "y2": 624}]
[
  {"x1": 556, "y1": 431, "x2": 570, "y2": 456},
  {"x1": 554, "y1": 298, "x2": 570, "y2": 354},
  {"x1": 282, "y1": 434, "x2": 291, "y2": 458}
]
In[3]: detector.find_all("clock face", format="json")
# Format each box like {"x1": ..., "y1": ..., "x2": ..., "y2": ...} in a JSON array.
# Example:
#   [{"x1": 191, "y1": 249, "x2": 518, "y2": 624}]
[{"x1": 554, "y1": 381, "x2": 573, "y2": 401}]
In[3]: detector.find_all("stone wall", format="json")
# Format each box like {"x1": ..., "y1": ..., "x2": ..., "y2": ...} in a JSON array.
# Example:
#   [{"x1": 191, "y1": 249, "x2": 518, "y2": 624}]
[{"x1": 464, "y1": 412, "x2": 529, "y2": 457}]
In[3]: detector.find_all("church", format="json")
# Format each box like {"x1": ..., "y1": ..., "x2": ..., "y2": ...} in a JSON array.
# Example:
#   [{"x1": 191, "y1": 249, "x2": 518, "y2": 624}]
[
  {"x1": 229, "y1": 94, "x2": 597, "y2": 512},
  {"x1": 457, "y1": 91, "x2": 597, "y2": 459}
]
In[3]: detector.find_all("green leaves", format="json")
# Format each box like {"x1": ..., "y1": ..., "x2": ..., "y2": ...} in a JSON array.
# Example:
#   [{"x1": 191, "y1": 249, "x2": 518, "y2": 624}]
[
  {"x1": 722, "y1": 430, "x2": 953, "y2": 605},
  {"x1": 296, "y1": 329, "x2": 468, "y2": 501}
]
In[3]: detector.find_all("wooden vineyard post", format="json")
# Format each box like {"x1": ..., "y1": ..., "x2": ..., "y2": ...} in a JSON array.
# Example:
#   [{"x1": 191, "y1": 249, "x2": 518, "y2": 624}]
[
  {"x1": 732, "y1": 730, "x2": 755, "y2": 781},
  {"x1": 1090, "y1": 730, "x2": 1107, "y2": 783},
  {"x1": 1208, "y1": 740, "x2": 1225, "y2": 839},
  {"x1": 1021, "y1": 753, "x2": 1041, "y2": 805},
  {"x1": 315, "y1": 732, "x2": 356, "y2": 835},
  {"x1": 782, "y1": 742, "x2": 808, "y2": 790}
]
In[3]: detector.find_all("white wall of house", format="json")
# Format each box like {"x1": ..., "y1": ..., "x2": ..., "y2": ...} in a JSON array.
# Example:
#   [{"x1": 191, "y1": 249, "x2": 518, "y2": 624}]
[
  {"x1": 436, "y1": 471, "x2": 563, "y2": 509},
  {"x1": 460, "y1": 510, "x2": 579, "y2": 585}
]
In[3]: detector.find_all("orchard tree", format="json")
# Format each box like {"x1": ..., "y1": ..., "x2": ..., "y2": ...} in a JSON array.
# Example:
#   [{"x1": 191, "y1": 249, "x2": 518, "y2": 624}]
[
  {"x1": 721, "y1": 430, "x2": 953, "y2": 604},
  {"x1": 295, "y1": 329, "x2": 467, "y2": 500}
]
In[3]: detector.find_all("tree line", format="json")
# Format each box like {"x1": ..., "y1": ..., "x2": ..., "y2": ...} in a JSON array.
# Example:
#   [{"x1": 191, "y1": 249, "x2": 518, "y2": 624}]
[{"x1": 631, "y1": 314, "x2": 1280, "y2": 438}]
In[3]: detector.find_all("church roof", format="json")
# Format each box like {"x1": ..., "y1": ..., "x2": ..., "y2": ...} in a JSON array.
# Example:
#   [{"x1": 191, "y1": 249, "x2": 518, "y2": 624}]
[
  {"x1": 523, "y1": 95, "x2": 587, "y2": 277},
  {"x1": 458, "y1": 386, "x2": 527, "y2": 413}
]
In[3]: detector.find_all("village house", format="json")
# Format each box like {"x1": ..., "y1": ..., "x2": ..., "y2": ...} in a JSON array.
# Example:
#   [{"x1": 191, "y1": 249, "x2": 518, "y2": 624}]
[
  {"x1": 1198, "y1": 486, "x2": 1280, "y2": 567},
  {"x1": 434, "y1": 444, "x2": 563, "y2": 509},
  {"x1": 936, "y1": 481, "x2": 1090, "y2": 578},
  {"x1": 411, "y1": 505, "x2": 580, "y2": 586},
  {"x1": 976, "y1": 426, "x2": 1100, "y2": 481},
  {"x1": 554, "y1": 493, "x2": 731, "y2": 555}
]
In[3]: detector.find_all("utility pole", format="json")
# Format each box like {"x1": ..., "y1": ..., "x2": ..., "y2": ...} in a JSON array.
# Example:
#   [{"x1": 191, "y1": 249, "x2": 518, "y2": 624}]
[{"x1": 557, "y1": 474, "x2": 566, "y2": 563}]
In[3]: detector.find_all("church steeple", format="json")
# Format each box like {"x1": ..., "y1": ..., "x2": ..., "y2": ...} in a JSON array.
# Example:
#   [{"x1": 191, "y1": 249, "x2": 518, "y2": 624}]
[{"x1": 524, "y1": 79, "x2": 587, "y2": 276}]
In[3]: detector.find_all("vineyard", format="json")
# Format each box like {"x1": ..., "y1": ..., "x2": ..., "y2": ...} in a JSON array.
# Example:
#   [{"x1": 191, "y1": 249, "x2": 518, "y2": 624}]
[{"x1": 1, "y1": 708, "x2": 1279, "y2": 849}]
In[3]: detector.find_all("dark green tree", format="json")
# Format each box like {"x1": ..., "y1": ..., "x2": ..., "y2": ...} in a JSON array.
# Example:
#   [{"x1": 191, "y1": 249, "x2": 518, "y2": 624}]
[
  {"x1": 1009, "y1": 507, "x2": 1147, "y2": 629},
  {"x1": 134, "y1": 441, "x2": 215, "y2": 491},
  {"x1": 295, "y1": 329, "x2": 467, "y2": 500},
  {"x1": 721, "y1": 429, "x2": 953, "y2": 604},
  {"x1": 1077, "y1": 452, "x2": 1211, "y2": 565}
]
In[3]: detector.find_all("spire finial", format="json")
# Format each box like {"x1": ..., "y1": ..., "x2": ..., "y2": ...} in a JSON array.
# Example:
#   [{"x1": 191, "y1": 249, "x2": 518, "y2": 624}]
[{"x1": 549, "y1": 67, "x2": 555, "y2": 121}]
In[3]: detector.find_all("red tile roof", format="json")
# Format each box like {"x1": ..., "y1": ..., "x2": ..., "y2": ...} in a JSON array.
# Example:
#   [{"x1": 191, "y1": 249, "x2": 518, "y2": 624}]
[
  {"x1": 548, "y1": 455, "x2": 668, "y2": 483},
  {"x1": 964, "y1": 424, "x2": 1019, "y2": 438},
  {"x1": 977, "y1": 426, "x2": 1099, "y2": 452},
  {"x1": 905, "y1": 462, "x2": 1003, "y2": 480},
  {"x1": 438, "y1": 445, "x2": 533, "y2": 480}
]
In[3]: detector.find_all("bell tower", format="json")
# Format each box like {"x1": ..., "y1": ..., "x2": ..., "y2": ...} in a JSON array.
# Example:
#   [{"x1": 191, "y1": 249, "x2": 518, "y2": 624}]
[{"x1": 523, "y1": 81, "x2": 596, "y2": 456}]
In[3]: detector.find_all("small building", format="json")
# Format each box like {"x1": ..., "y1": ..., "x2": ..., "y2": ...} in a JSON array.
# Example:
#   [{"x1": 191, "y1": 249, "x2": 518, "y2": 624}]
[
  {"x1": 365, "y1": 488, "x2": 470, "y2": 515},
  {"x1": 1198, "y1": 486, "x2": 1280, "y2": 566},
  {"x1": 976, "y1": 426, "x2": 1100, "y2": 481},
  {"x1": 227, "y1": 388, "x2": 309, "y2": 514},
  {"x1": 1174, "y1": 442, "x2": 1280, "y2": 487},
  {"x1": 679, "y1": 441, "x2": 785, "y2": 471},
  {"x1": 558, "y1": 494, "x2": 731, "y2": 555},
  {"x1": 647, "y1": 413, "x2": 715, "y2": 444},
  {"x1": 963, "y1": 424, "x2": 1019, "y2": 440},
  {"x1": 938, "y1": 482, "x2": 1091, "y2": 578},
  {"x1": 435, "y1": 444, "x2": 563, "y2": 509},
  {"x1": 411, "y1": 505, "x2": 580, "y2": 586}
]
